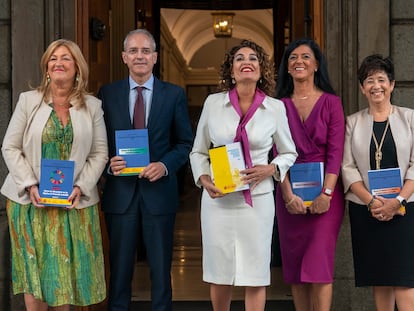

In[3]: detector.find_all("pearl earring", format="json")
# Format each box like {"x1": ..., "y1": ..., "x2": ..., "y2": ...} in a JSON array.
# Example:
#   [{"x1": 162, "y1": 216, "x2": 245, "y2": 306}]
[
  {"x1": 231, "y1": 78, "x2": 236, "y2": 84},
  {"x1": 47, "y1": 73, "x2": 51, "y2": 84}
]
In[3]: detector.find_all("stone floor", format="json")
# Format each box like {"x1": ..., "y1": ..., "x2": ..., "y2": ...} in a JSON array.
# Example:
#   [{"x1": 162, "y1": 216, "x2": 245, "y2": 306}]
[{"x1": 130, "y1": 300, "x2": 295, "y2": 310}]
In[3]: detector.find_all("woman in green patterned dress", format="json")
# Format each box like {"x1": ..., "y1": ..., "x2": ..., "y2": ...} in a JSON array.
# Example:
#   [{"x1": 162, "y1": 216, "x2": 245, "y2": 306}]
[{"x1": 1, "y1": 39, "x2": 108, "y2": 310}]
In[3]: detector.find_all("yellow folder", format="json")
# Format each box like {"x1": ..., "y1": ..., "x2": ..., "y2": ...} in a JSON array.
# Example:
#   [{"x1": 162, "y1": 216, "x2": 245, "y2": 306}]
[{"x1": 209, "y1": 142, "x2": 249, "y2": 193}]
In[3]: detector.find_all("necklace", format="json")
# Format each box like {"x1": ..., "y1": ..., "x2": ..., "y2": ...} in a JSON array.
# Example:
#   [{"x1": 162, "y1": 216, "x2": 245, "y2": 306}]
[
  {"x1": 293, "y1": 92, "x2": 316, "y2": 100},
  {"x1": 372, "y1": 119, "x2": 390, "y2": 170}
]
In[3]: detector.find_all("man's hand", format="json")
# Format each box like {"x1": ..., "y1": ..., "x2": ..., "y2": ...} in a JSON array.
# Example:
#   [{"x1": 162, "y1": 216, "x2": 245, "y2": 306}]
[{"x1": 140, "y1": 162, "x2": 166, "y2": 182}]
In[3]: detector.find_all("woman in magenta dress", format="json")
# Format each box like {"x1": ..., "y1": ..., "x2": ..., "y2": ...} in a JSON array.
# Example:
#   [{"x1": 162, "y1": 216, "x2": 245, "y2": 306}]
[{"x1": 274, "y1": 38, "x2": 345, "y2": 311}]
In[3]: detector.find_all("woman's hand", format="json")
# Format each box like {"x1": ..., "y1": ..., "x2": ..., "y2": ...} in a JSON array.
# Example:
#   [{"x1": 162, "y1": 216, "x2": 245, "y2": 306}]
[
  {"x1": 109, "y1": 155, "x2": 126, "y2": 176},
  {"x1": 27, "y1": 185, "x2": 45, "y2": 208},
  {"x1": 241, "y1": 164, "x2": 275, "y2": 191},
  {"x1": 371, "y1": 196, "x2": 404, "y2": 221},
  {"x1": 68, "y1": 185, "x2": 82, "y2": 209},
  {"x1": 284, "y1": 195, "x2": 307, "y2": 214},
  {"x1": 308, "y1": 193, "x2": 331, "y2": 214},
  {"x1": 199, "y1": 175, "x2": 224, "y2": 199}
]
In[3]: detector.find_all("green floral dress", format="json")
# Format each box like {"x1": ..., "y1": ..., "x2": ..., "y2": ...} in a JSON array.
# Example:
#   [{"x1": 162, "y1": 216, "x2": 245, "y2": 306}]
[{"x1": 6, "y1": 109, "x2": 106, "y2": 306}]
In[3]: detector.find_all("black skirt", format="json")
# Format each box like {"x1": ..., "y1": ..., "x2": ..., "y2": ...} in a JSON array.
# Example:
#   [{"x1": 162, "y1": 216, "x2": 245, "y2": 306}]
[{"x1": 349, "y1": 201, "x2": 414, "y2": 287}]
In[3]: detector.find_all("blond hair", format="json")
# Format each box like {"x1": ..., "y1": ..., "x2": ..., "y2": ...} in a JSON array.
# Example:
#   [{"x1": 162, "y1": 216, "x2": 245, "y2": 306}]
[{"x1": 38, "y1": 39, "x2": 89, "y2": 108}]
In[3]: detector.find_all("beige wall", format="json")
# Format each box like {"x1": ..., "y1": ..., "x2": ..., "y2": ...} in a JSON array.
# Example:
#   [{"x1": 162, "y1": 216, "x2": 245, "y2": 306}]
[
  {"x1": 160, "y1": 18, "x2": 220, "y2": 91},
  {"x1": 160, "y1": 20, "x2": 187, "y2": 88}
]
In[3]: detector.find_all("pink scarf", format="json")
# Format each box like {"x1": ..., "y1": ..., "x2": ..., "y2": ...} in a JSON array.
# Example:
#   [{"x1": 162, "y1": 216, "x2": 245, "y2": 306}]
[{"x1": 229, "y1": 87, "x2": 266, "y2": 207}]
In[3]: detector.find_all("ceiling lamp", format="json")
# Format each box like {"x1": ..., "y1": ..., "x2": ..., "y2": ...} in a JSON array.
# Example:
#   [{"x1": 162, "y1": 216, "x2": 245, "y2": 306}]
[{"x1": 212, "y1": 12, "x2": 235, "y2": 38}]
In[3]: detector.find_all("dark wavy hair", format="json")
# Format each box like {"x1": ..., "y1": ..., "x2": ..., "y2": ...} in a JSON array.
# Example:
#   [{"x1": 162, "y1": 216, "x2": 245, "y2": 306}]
[
  {"x1": 275, "y1": 38, "x2": 335, "y2": 99},
  {"x1": 357, "y1": 54, "x2": 395, "y2": 85},
  {"x1": 218, "y1": 39, "x2": 276, "y2": 97}
]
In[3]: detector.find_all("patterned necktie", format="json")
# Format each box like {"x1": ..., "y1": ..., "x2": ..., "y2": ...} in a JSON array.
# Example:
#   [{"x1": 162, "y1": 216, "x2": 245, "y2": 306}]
[{"x1": 133, "y1": 86, "x2": 145, "y2": 128}]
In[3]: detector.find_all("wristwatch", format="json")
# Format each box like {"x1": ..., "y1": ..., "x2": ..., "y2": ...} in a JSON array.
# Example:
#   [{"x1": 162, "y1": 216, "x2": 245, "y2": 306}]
[
  {"x1": 321, "y1": 187, "x2": 333, "y2": 197},
  {"x1": 396, "y1": 195, "x2": 407, "y2": 207}
]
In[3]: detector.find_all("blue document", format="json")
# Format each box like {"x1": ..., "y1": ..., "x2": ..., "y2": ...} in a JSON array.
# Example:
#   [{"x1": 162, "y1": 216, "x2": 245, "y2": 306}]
[
  {"x1": 368, "y1": 168, "x2": 402, "y2": 198},
  {"x1": 290, "y1": 162, "x2": 324, "y2": 207},
  {"x1": 39, "y1": 159, "x2": 75, "y2": 207},
  {"x1": 115, "y1": 129, "x2": 150, "y2": 176}
]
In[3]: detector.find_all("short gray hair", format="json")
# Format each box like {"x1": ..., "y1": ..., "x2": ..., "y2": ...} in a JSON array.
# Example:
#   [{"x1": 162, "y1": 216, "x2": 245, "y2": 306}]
[{"x1": 123, "y1": 29, "x2": 156, "y2": 51}]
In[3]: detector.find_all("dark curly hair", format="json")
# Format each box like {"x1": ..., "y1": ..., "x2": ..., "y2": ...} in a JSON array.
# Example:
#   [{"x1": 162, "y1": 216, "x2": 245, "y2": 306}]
[
  {"x1": 357, "y1": 54, "x2": 395, "y2": 85},
  {"x1": 276, "y1": 38, "x2": 335, "y2": 99},
  {"x1": 218, "y1": 39, "x2": 276, "y2": 97}
]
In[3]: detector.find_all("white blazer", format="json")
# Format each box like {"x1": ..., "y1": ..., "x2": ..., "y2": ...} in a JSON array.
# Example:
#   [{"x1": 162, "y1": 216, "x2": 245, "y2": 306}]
[
  {"x1": 1, "y1": 90, "x2": 108, "y2": 208},
  {"x1": 190, "y1": 91, "x2": 297, "y2": 195}
]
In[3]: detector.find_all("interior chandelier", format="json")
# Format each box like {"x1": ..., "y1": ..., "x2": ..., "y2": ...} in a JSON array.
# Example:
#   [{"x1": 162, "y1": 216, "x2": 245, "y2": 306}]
[{"x1": 211, "y1": 12, "x2": 235, "y2": 38}]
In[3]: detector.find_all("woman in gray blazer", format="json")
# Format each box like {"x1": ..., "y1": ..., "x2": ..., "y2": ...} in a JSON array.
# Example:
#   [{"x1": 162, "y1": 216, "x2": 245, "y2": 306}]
[
  {"x1": 1, "y1": 39, "x2": 108, "y2": 310},
  {"x1": 342, "y1": 54, "x2": 414, "y2": 310}
]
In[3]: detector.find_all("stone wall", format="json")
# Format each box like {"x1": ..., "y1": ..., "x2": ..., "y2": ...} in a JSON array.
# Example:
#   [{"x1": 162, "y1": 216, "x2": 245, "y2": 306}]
[
  {"x1": 0, "y1": 0, "x2": 11, "y2": 310},
  {"x1": 391, "y1": 0, "x2": 414, "y2": 108}
]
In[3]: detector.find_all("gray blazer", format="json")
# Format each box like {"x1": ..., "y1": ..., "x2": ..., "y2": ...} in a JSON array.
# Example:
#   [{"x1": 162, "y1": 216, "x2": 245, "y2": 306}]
[
  {"x1": 342, "y1": 105, "x2": 414, "y2": 204},
  {"x1": 1, "y1": 90, "x2": 108, "y2": 208}
]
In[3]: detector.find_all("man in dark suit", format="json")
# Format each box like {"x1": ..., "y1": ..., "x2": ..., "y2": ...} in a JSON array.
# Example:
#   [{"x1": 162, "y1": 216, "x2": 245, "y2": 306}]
[{"x1": 97, "y1": 29, "x2": 193, "y2": 311}]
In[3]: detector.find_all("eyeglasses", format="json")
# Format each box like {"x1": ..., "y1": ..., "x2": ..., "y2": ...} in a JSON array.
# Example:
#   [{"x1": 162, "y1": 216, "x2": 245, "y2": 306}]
[{"x1": 125, "y1": 48, "x2": 153, "y2": 55}]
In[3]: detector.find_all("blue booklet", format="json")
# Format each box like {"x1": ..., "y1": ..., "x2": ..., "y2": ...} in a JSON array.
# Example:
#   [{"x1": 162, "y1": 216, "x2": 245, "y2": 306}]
[
  {"x1": 115, "y1": 129, "x2": 150, "y2": 176},
  {"x1": 290, "y1": 162, "x2": 324, "y2": 207},
  {"x1": 368, "y1": 167, "x2": 405, "y2": 215},
  {"x1": 368, "y1": 168, "x2": 402, "y2": 198},
  {"x1": 39, "y1": 159, "x2": 75, "y2": 207}
]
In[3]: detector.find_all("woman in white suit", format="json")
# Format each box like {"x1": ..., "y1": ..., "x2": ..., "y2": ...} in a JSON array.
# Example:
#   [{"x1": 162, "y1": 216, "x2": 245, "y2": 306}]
[
  {"x1": 190, "y1": 39, "x2": 297, "y2": 311},
  {"x1": 1, "y1": 39, "x2": 108, "y2": 310},
  {"x1": 342, "y1": 54, "x2": 414, "y2": 311}
]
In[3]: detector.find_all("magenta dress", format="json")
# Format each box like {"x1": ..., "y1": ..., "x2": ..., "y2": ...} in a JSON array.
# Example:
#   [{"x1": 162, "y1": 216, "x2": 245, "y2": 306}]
[{"x1": 276, "y1": 93, "x2": 345, "y2": 284}]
